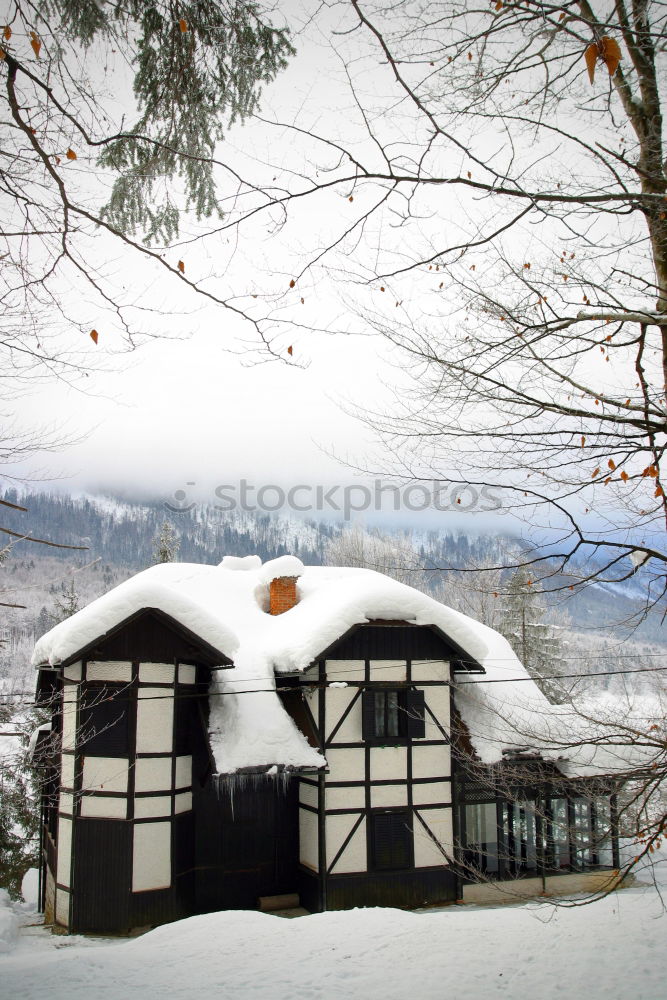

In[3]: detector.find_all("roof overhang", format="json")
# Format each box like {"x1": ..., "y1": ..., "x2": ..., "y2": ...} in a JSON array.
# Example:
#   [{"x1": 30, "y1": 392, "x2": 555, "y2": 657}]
[
  {"x1": 33, "y1": 606, "x2": 235, "y2": 671},
  {"x1": 305, "y1": 618, "x2": 486, "y2": 672}
]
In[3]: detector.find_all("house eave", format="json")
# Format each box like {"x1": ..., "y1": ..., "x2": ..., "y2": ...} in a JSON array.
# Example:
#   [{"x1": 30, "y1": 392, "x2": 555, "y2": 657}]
[
  {"x1": 301, "y1": 618, "x2": 486, "y2": 673},
  {"x1": 34, "y1": 606, "x2": 235, "y2": 671}
]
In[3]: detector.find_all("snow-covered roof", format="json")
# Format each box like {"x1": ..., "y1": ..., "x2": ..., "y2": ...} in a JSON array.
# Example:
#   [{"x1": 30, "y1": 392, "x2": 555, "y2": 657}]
[{"x1": 32, "y1": 556, "x2": 639, "y2": 777}]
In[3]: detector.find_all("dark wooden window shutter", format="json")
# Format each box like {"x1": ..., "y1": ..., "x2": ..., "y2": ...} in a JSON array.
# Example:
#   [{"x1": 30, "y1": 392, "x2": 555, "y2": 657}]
[
  {"x1": 361, "y1": 689, "x2": 376, "y2": 741},
  {"x1": 405, "y1": 689, "x2": 425, "y2": 739},
  {"x1": 371, "y1": 811, "x2": 412, "y2": 870}
]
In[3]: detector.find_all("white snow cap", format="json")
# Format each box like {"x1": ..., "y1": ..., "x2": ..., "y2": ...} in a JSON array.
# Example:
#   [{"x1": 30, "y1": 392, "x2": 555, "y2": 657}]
[
  {"x1": 219, "y1": 555, "x2": 262, "y2": 572},
  {"x1": 258, "y1": 555, "x2": 305, "y2": 583}
]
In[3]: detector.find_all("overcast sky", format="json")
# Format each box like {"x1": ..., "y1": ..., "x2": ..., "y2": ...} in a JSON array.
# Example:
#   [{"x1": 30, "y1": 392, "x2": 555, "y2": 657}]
[{"x1": 3, "y1": 3, "x2": 550, "y2": 539}]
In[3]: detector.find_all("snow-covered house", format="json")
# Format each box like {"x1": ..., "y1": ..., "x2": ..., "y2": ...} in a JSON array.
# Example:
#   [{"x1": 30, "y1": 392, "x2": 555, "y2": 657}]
[{"x1": 32, "y1": 555, "x2": 621, "y2": 934}]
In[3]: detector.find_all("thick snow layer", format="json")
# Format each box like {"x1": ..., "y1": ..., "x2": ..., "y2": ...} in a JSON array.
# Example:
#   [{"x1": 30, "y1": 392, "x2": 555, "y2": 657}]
[
  {"x1": 453, "y1": 623, "x2": 663, "y2": 776},
  {"x1": 219, "y1": 555, "x2": 262, "y2": 571},
  {"x1": 1, "y1": 860, "x2": 666, "y2": 999},
  {"x1": 0, "y1": 892, "x2": 18, "y2": 955},
  {"x1": 31, "y1": 556, "x2": 646, "y2": 775},
  {"x1": 258, "y1": 555, "x2": 305, "y2": 583}
]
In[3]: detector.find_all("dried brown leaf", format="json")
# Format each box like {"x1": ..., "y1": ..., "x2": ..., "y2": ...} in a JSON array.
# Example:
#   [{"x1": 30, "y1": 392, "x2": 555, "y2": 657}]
[
  {"x1": 584, "y1": 42, "x2": 598, "y2": 84},
  {"x1": 599, "y1": 36, "x2": 622, "y2": 76}
]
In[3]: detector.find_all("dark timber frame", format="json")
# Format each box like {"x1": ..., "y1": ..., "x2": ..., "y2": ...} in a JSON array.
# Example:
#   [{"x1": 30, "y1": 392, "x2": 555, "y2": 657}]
[{"x1": 296, "y1": 621, "x2": 463, "y2": 912}]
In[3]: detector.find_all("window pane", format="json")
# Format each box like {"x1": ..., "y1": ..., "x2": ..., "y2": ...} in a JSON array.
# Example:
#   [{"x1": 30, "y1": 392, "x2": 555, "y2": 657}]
[
  {"x1": 464, "y1": 803, "x2": 499, "y2": 876},
  {"x1": 594, "y1": 797, "x2": 613, "y2": 866},
  {"x1": 550, "y1": 798, "x2": 570, "y2": 869},
  {"x1": 374, "y1": 692, "x2": 386, "y2": 738},
  {"x1": 574, "y1": 799, "x2": 592, "y2": 866},
  {"x1": 513, "y1": 802, "x2": 537, "y2": 872},
  {"x1": 387, "y1": 691, "x2": 399, "y2": 737}
]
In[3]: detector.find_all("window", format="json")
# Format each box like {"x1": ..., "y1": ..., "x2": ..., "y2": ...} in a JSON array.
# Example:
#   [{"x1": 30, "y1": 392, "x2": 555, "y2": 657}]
[
  {"x1": 462, "y1": 802, "x2": 499, "y2": 875},
  {"x1": 371, "y1": 811, "x2": 413, "y2": 871},
  {"x1": 457, "y1": 780, "x2": 617, "y2": 881},
  {"x1": 548, "y1": 797, "x2": 571, "y2": 870},
  {"x1": 375, "y1": 690, "x2": 401, "y2": 739},
  {"x1": 362, "y1": 688, "x2": 425, "y2": 742}
]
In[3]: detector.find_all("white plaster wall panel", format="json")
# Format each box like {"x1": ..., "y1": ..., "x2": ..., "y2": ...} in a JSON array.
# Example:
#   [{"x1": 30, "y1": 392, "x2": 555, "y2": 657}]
[
  {"x1": 175, "y1": 755, "x2": 192, "y2": 789},
  {"x1": 132, "y1": 822, "x2": 172, "y2": 892},
  {"x1": 423, "y1": 687, "x2": 451, "y2": 732},
  {"x1": 371, "y1": 783, "x2": 408, "y2": 808},
  {"x1": 61, "y1": 753, "x2": 75, "y2": 788},
  {"x1": 411, "y1": 660, "x2": 449, "y2": 683},
  {"x1": 139, "y1": 662, "x2": 175, "y2": 684},
  {"x1": 61, "y1": 688, "x2": 77, "y2": 751},
  {"x1": 136, "y1": 688, "x2": 174, "y2": 754},
  {"x1": 86, "y1": 661, "x2": 133, "y2": 683},
  {"x1": 412, "y1": 744, "x2": 451, "y2": 781},
  {"x1": 178, "y1": 664, "x2": 197, "y2": 685},
  {"x1": 333, "y1": 819, "x2": 367, "y2": 874},
  {"x1": 134, "y1": 795, "x2": 172, "y2": 819},
  {"x1": 370, "y1": 746, "x2": 407, "y2": 782},
  {"x1": 134, "y1": 756, "x2": 172, "y2": 792},
  {"x1": 56, "y1": 817, "x2": 72, "y2": 886},
  {"x1": 304, "y1": 686, "x2": 319, "y2": 724},
  {"x1": 80, "y1": 795, "x2": 127, "y2": 819},
  {"x1": 412, "y1": 781, "x2": 452, "y2": 806},
  {"x1": 325, "y1": 688, "x2": 361, "y2": 743},
  {"x1": 325, "y1": 785, "x2": 365, "y2": 810},
  {"x1": 299, "y1": 782, "x2": 318, "y2": 809},
  {"x1": 325, "y1": 747, "x2": 364, "y2": 782},
  {"x1": 299, "y1": 809, "x2": 319, "y2": 870},
  {"x1": 55, "y1": 888, "x2": 70, "y2": 928},
  {"x1": 81, "y1": 756, "x2": 129, "y2": 794},
  {"x1": 58, "y1": 792, "x2": 74, "y2": 815},
  {"x1": 174, "y1": 791, "x2": 193, "y2": 814},
  {"x1": 327, "y1": 814, "x2": 367, "y2": 873},
  {"x1": 413, "y1": 808, "x2": 454, "y2": 868},
  {"x1": 63, "y1": 661, "x2": 82, "y2": 682},
  {"x1": 368, "y1": 659, "x2": 407, "y2": 682},
  {"x1": 325, "y1": 660, "x2": 364, "y2": 682}
]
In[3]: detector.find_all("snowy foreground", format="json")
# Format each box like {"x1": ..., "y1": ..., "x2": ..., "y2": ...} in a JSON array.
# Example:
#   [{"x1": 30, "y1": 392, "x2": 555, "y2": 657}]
[{"x1": 2, "y1": 865, "x2": 666, "y2": 1000}]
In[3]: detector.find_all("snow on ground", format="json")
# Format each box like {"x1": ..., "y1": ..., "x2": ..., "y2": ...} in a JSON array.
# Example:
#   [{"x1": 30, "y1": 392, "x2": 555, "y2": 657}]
[{"x1": 1, "y1": 860, "x2": 666, "y2": 1000}]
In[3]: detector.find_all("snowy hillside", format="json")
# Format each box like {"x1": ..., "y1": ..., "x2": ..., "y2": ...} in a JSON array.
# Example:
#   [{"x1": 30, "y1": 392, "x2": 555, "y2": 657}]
[{"x1": 1, "y1": 489, "x2": 664, "y2": 696}]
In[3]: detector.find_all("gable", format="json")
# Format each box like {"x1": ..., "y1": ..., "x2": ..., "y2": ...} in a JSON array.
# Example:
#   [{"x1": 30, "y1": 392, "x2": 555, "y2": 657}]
[
  {"x1": 317, "y1": 621, "x2": 484, "y2": 669},
  {"x1": 53, "y1": 608, "x2": 233, "y2": 668}
]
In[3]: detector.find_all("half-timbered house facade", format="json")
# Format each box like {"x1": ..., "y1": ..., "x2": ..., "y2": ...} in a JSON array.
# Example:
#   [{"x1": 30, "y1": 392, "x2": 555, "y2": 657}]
[{"x1": 32, "y1": 555, "x2": 622, "y2": 934}]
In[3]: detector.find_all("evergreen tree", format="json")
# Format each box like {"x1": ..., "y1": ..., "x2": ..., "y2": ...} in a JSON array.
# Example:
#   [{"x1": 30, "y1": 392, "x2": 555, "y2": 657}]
[
  {"x1": 35, "y1": 607, "x2": 51, "y2": 639},
  {"x1": 153, "y1": 522, "x2": 180, "y2": 564},
  {"x1": 51, "y1": 580, "x2": 80, "y2": 625},
  {"x1": 498, "y1": 569, "x2": 568, "y2": 704},
  {"x1": 0, "y1": 705, "x2": 45, "y2": 900},
  {"x1": 1, "y1": 1, "x2": 295, "y2": 365}
]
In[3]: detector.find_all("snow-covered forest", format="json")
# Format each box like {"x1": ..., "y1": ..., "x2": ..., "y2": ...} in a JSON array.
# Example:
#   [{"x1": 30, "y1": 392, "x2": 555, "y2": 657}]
[{"x1": 1, "y1": 489, "x2": 664, "y2": 700}]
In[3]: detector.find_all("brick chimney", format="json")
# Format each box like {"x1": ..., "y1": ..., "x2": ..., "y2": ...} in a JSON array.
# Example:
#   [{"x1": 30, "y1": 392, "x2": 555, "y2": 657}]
[{"x1": 269, "y1": 576, "x2": 299, "y2": 615}]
